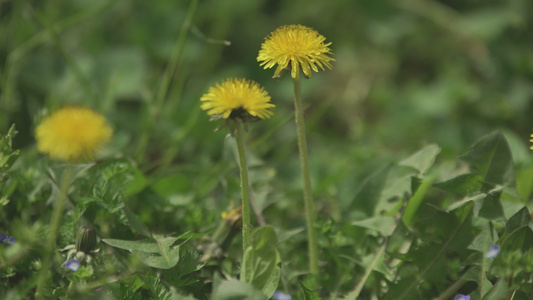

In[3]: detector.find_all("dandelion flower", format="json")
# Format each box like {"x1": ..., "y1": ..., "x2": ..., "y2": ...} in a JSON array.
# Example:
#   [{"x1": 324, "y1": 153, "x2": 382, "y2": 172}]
[
  {"x1": 530, "y1": 133, "x2": 533, "y2": 150},
  {"x1": 258, "y1": 24, "x2": 334, "y2": 80},
  {"x1": 200, "y1": 78, "x2": 274, "y2": 120},
  {"x1": 35, "y1": 107, "x2": 112, "y2": 162}
]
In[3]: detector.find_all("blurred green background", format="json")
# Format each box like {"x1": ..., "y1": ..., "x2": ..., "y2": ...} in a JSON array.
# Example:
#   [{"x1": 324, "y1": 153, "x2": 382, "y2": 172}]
[{"x1": 1, "y1": 0, "x2": 532, "y2": 227}]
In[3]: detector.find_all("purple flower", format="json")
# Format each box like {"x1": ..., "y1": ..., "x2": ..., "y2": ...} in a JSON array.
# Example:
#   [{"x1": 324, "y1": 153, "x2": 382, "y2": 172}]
[
  {"x1": 0, "y1": 233, "x2": 15, "y2": 245},
  {"x1": 455, "y1": 295, "x2": 470, "y2": 300},
  {"x1": 273, "y1": 291, "x2": 292, "y2": 300},
  {"x1": 64, "y1": 259, "x2": 80, "y2": 271},
  {"x1": 486, "y1": 244, "x2": 500, "y2": 258}
]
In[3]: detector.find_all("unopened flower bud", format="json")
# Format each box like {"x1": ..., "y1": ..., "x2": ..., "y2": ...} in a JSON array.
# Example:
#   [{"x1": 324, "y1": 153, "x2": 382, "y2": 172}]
[{"x1": 76, "y1": 225, "x2": 97, "y2": 253}]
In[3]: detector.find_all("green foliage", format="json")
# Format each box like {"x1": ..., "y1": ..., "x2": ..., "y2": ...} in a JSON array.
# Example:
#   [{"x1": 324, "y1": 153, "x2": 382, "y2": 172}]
[
  {"x1": 241, "y1": 226, "x2": 281, "y2": 298},
  {"x1": 0, "y1": 125, "x2": 20, "y2": 206},
  {"x1": 2, "y1": 0, "x2": 533, "y2": 299},
  {"x1": 103, "y1": 232, "x2": 195, "y2": 269}
]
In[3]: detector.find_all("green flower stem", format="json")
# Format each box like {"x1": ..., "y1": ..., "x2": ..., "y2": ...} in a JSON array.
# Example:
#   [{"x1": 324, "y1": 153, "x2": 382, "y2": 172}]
[
  {"x1": 36, "y1": 164, "x2": 74, "y2": 299},
  {"x1": 292, "y1": 77, "x2": 319, "y2": 275},
  {"x1": 234, "y1": 123, "x2": 252, "y2": 254}
]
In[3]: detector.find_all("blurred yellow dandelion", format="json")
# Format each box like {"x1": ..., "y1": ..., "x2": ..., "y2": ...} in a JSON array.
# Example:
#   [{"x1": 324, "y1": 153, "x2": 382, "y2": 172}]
[
  {"x1": 257, "y1": 24, "x2": 334, "y2": 80},
  {"x1": 530, "y1": 133, "x2": 533, "y2": 150},
  {"x1": 200, "y1": 78, "x2": 274, "y2": 120},
  {"x1": 35, "y1": 107, "x2": 112, "y2": 162}
]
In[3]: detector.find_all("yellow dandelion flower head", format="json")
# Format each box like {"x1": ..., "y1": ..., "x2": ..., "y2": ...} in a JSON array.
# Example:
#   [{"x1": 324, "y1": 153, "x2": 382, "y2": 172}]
[
  {"x1": 257, "y1": 24, "x2": 335, "y2": 80},
  {"x1": 200, "y1": 78, "x2": 275, "y2": 120},
  {"x1": 35, "y1": 106, "x2": 112, "y2": 162},
  {"x1": 530, "y1": 133, "x2": 533, "y2": 150},
  {"x1": 221, "y1": 205, "x2": 242, "y2": 228}
]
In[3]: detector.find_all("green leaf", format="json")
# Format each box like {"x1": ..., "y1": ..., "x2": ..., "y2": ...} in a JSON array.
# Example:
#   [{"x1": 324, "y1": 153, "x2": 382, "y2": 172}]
[
  {"x1": 103, "y1": 232, "x2": 193, "y2": 269},
  {"x1": 351, "y1": 216, "x2": 395, "y2": 236},
  {"x1": 399, "y1": 144, "x2": 441, "y2": 175},
  {"x1": 460, "y1": 131, "x2": 515, "y2": 187},
  {"x1": 482, "y1": 279, "x2": 508, "y2": 300},
  {"x1": 402, "y1": 176, "x2": 435, "y2": 230},
  {"x1": 516, "y1": 166, "x2": 533, "y2": 202},
  {"x1": 0, "y1": 124, "x2": 20, "y2": 173},
  {"x1": 211, "y1": 277, "x2": 266, "y2": 300},
  {"x1": 504, "y1": 206, "x2": 531, "y2": 236},
  {"x1": 435, "y1": 173, "x2": 483, "y2": 196},
  {"x1": 467, "y1": 225, "x2": 495, "y2": 253},
  {"x1": 351, "y1": 165, "x2": 391, "y2": 217},
  {"x1": 241, "y1": 225, "x2": 281, "y2": 298},
  {"x1": 300, "y1": 282, "x2": 320, "y2": 300},
  {"x1": 444, "y1": 185, "x2": 504, "y2": 213},
  {"x1": 103, "y1": 236, "x2": 181, "y2": 253}
]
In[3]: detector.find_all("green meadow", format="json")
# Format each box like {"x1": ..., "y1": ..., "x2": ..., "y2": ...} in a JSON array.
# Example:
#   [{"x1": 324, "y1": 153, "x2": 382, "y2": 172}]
[{"x1": 1, "y1": 0, "x2": 532, "y2": 299}]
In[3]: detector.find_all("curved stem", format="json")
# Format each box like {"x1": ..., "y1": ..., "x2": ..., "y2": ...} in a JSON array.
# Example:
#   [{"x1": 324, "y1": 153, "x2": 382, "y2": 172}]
[
  {"x1": 235, "y1": 123, "x2": 252, "y2": 254},
  {"x1": 292, "y1": 77, "x2": 319, "y2": 275},
  {"x1": 36, "y1": 164, "x2": 75, "y2": 299}
]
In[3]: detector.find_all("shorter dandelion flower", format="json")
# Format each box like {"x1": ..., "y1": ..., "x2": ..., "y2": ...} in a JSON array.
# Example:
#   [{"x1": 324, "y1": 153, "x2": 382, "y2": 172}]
[
  {"x1": 529, "y1": 133, "x2": 533, "y2": 150},
  {"x1": 455, "y1": 294, "x2": 470, "y2": 300},
  {"x1": 486, "y1": 244, "x2": 500, "y2": 258},
  {"x1": 64, "y1": 258, "x2": 80, "y2": 271},
  {"x1": 0, "y1": 233, "x2": 15, "y2": 245},
  {"x1": 35, "y1": 106, "x2": 112, "y2": 162},
  {"x1": 200, "y1": 78, "x2": 274, "y2": 121},
  {"x1": 258, "y1": 24, "x2": 334, "y2": 80}
]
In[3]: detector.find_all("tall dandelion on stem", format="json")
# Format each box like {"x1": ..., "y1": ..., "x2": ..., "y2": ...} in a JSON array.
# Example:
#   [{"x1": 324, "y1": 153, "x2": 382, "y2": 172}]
[
  {"x1": 34, "y1": 106, "x2": 112, "y2": 299},
  {"x1": 200, "y1": 78, "x2": 274, "y2": 257},
  {"x1": 258, "y1": 24, "x2": 334, "y2": 275}
]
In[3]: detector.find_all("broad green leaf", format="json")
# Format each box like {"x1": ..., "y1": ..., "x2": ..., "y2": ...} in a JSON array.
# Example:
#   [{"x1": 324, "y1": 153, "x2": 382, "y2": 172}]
[
  {"x1": 103, "y1": 236, "x2": 181, "y2": 253},
  {"x1": 402, "y1": 176, "x2": 435, "y2": 230},
  {"x1": 351, "y1": 216, "x2": 395, "y2": 236},
  {"x1": 467, "y1": 225, "x2": 496, "y2": 253},
  {"x1": 516, "y1": 166, "x2": 533, "y2": 201},
  {"x1": 504, "y1": 206, "x2": 531, "y2": 236},
  {"x1": 241, "y1": 226, "x2": 280, "y2": 298},
  {"x1": 445, "y1": 185, "x2": 504, "y2": 213},
  {"x1": 103, "y1": 232, "x2": 193, "y2": 269},
  {"x1": 211, "y1": 278, "x2": 266, "y2": 300},
  {"x1": 435, "y1": 173, "x2": 483, "y2": 196},
  {"x1": 135, "y1": 246, "x2": 181, "y2": 269},
  {"x1": 351, "y1": 165, "x2": 391, "y2": 217},
  {"x1": 262, "y1": 266, "x2": 281, "y2": 298},
  {"x1": 482, "y1": 279, "x2": 508, "y2": 300},
  {"x1": 399, "y1": 144, "x2": 441, "y2": 175},
  {"x1": 460, "y1": 131, "x2": 515, "y2": 187}
]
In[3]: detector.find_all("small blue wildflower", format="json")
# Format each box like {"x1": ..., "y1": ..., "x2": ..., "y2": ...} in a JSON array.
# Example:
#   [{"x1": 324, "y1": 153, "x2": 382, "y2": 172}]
[
  {"x1": 64, "y1": 259, "x2": 80, "y2": 271},
  {"x1": 0, "y1": 233, "x2": 15, "y2": 245},
  {"x1": 455, "y1": 294, "x2": 470, "y2": 300},
  {"x1": 273, "y1": 291, "x2": 292, "y2": 300},
  {"x1": 486, "y1": 244, "x2": 500, "y2": 258}
]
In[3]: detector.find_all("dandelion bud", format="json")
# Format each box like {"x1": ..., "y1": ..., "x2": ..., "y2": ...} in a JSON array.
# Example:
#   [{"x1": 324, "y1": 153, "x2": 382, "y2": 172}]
[{"x1": 76, "y1": 225, "x2": 97, "y2": 253}]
